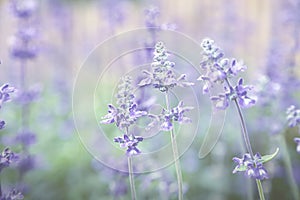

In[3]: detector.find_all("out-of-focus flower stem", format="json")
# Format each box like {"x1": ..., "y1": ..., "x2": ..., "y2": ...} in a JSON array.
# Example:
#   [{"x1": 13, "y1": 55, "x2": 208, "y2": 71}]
[
  {"x1": 165, "y1": 92, "x2": 183, "y2": 200},
  {"x1": 277, "y1": 134, "x2": 299, "y2": 200},
  {"x1": 126, "y1": 127, "x2": 137, "y2": 200}
]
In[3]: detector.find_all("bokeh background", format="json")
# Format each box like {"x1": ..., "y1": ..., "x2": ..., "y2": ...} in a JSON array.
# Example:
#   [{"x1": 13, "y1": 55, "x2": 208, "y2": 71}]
[{"x1": 0, "y1": 0, "x2": 300, "y2": 199}]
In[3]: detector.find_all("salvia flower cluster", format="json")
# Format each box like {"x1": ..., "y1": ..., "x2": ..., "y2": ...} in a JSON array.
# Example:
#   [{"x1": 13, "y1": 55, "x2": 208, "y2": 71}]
[
  {"x1": 198, "y1": 38, "x2": 256, "y2": 109},
  {"x1": 286, "y1": 105, "x2": 300, "y2": 153},
  {"x1": 100, "y1": 76, "x2": 146, "y2": 156},
  {"x1": 233, "y1": 153, "x2": 268, "y2": 180},
  {"x1": 138, "y1": 42, "x2": 194, "y2": 92},
  {"x1": 0, "y1": 81, "x2": 22, "y2": 199},
  {"x1": 197, "y1": 38, "x2": 279, "y2": 187}
]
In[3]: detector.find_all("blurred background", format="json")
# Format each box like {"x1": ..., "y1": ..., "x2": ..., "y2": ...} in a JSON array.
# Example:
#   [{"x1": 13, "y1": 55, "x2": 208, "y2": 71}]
[{"x1": 0, "y1": 0, "x2": 300, "y2": 199}]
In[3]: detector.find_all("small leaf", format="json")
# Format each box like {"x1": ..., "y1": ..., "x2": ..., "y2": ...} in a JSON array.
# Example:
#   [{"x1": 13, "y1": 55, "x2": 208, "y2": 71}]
[
  {"x1": 260, "y1": 148, "x2": 279, "y2": 164},
  {"x1": 233, "y1": 165, "x2": 247, "y2": 173}
]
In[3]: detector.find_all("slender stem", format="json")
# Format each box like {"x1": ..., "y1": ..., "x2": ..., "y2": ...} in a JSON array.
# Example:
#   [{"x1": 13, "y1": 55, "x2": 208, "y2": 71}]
[
  {"x1": 125, "y1": 127, "x2": 137, "y2": 200},
  {"x1": 0, "y1": 176, "x2": 2, "y2": 197},
  {"x1": 165, "y1": 92, "x2": 183, "y2": 200},
  {"x1": 256, "y1": 180, "x2": 265, "y2": 200},
  {"x1": 277, "y1": 134, "x2": 299, "y2": 200},
  {"x1": 127, "y1": 156, "x2": 137, "y2": 200},
  {"x1": 233, "y1": 99, "x2": 254, "y2": 157},
  {"x1": 225, "y1": 78, "x2": 266, "y2": 200}
]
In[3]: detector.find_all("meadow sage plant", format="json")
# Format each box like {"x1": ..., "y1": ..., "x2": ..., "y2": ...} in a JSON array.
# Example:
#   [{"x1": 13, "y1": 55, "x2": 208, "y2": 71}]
[
  {"x1": 100, "y1": 76, "x2": 146, "y2": 200},
  {"x1": 286, "y1": 105, "x2": 300, "y2": 153},
  {"x1": 0, "y1": 82, "x2": 23, "y2": 199},
  {"x1": 198, "y1": 38, "x2": 279, "y2": 200},
  {"x1": 138, "y1": 41, "x2": 194, "y2": 200}
]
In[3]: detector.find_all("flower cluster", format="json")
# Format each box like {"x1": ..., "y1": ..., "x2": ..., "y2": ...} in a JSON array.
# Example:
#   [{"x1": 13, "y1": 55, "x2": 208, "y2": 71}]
[
  {"x1": 100, "y1": 76, "x2": 145, "y2": 156},
  {"x1": 0, "y1": 84, "x2": 15, "y2": 109},
  {"x1": 232, "y1": 153, "x2": 269, "y2": 180},
  {"x1": 286, "y1": 105, "x2": 300, "y2": 153},
  {"x1": 147, "y1": 101, "x2": 193, "y2": 131},
  {"x1": 114, "y1": 134, "x2": 143, "y2": 156},
  {"x1": 198, "y1": 38, "x2": 255, "y2": 109},
  {"x1": 9, "y1": 0, "x2": 38, "y2": 60},
  {"x1": 138, "y1": 42, "x2": 194, "y2": 92},
  {"x1": 0, "y1": 148, "x2": 18, "y2": 173},
  {"x1": 0, "y1": 189, "x2": 23, "y2": 200}
]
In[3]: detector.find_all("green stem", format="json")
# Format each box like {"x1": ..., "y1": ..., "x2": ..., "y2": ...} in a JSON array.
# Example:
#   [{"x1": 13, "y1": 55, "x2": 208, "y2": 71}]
[
  {"x1": 127, "y1": 156, "x2": 137, "y2": 200},
  {"x1": 256, "y1": 180, "x2": 265, "y2": 200},
  {"x1": 277, "y1": 134, "x2": 299, "y2": 200},
  {"x1": 165, "y1": 92, "x2": 183, "y2": 200}
]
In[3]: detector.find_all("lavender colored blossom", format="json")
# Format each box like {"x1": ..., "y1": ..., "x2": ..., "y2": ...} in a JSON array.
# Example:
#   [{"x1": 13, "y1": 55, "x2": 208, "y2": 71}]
[
  {"x1": 0, "y1": 148, "x2": 18, "y2": 173},
  {"x1": 10, "y1": 0, "x2": 37, "y2": 18},
  {"x1": 233, "y1": 153, "x2": 269, "y2": 180},
  {"x1": 138, "y1": 42, "x2": 194, "y2": 92},
  {"x1": 0, "y1": 121, "x2": 5, "y2": 130},
  {"x1": 198, "y1": 38, "x2": 255, "y2": 109},
  {"x1": 294, "y1": 138, "x2": 300, "y2": 154},
  {"x1": 0, "y1": 84, "x2": 15, "y2": 108},
  {"x1": 0, "y1": 189, "x2": 23, "y2": 200},
  {"x1": 15, "y1": 86, "x2": 41, "y2": 106},
  {"x1": 114, "y1": 134, "x2": 143, "y2": 156},
  {"x1": 286, "y1": 105, "x2": 300, "y2": 128},
  {"x1": 100, "y1": 76, "x2": 146, "y2": 156},
  {"x1": 15, "y1": 129, "x2": 36, "y2": 146},
  {"x1": 144, "y1": 6, "x2": 160, "y2": 29},
  {"x1": 147, "y1": 101, "x2": 193, "y2": 131},
  {"x1": 100, "y1": 76, "x2": 147, "y2": 130}
]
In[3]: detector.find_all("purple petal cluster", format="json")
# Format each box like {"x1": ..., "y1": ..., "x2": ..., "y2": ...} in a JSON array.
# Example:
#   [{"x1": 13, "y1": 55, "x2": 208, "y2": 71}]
[
  {"x1": 0, "y1": 188, "x2": 23, "y2": 200},
  {"x1": 294, "y1": 138, "x2": 300, "y2": 153},
  {"x1": 100, "y1": 76, "x2": 145, "y2": 156},
  {"x1": 100, "y1": 76, "x2": 147, "y2": 130},
  {"x1": 114, "y1": 134, "x2": 143, "y2": 156},
  {"x1": 9, "y1": 0, "x2": 38, "y2": 60},
  {"x1": 0, "y1": 84, "x2": 16, "y2": 108},
  {"x1": 0, "y1": 148, "x2": 18, "y2": 173},
  {"x1": 233, "y1": 153, "x2": 269, "y2": 180},
  {"x1": 286, "y1": 105, "x2": 300, "y2": 128},
  {"x1": 147, "y1": 101, "x2": 193, "y2": 131},
  {"x1": 138, "y1": 42, "x2": 194, "y2": 92},
  {"x1": 198, "y1": 38, "x2": 255, "y2": 109}
]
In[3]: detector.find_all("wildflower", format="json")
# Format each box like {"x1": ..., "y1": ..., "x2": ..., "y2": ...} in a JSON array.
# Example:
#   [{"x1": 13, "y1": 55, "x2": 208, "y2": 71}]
[
  {"x1": 286, "y1": 105, "x2": 300, "y2": 128},
  {"x1": 0, "y1": 188, "x2": 23, "y2": 200},
  {"x1": 0, "y1": 84, "x2": 15, "y2": 108},
  {"x1": 198, "y1": 38, "x2": 255, "y2": 109},
  {"x1": 100, "y1": 76, "x2": 147, "y2": 130},
  {"x1": 147, "y1": 101, "x2": 193, "y2": 131},
  {"x1": 0, "y1": 148, "x2": 18, "y2": 172},
  {"x1": 233, "y1": 153, "x2": 269, "y2": 180},
  {"x1": 138, "y1": 42, "x2": 194, "y2": 92},
  {"x1": 0, "y1": 121, "x2": 5, "y2": 130},
  {"x1": 114, "y1": 134, "x2": 143, "y2": 156}
]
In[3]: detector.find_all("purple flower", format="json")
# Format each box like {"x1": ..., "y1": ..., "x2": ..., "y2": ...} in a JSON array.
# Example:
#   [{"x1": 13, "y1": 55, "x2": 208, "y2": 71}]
[
  {"x1": 100, "y1": 77, "x2": 147, "y2": 130},
  {"x1": 294, "y1": 138, "x2": 300, "y2": 154},
  {"x1": 0, "y1": 188, "x2": 23, "y2": 200},
  {"x1": 147, "y1": 101, "x2": 193, "y2": 131},
  {"x1": 233, "y1": 153, "x2": 269, "y2": 180},
  {"x1": 15, "y1": 86, "x2": 41, "y2": 105},
  {"x1": 0, "y1": 84, "x2": 15, "y2": 108},
  {"x1": 114, "y1": 134, "x2": 143, "y2": 156},
  {"x1": 138, "y1": 42, "x2": 194, "y2": 92},
  {"x1": 0, "y1": 148, "x2": 18, "y2": 172},
  {"x1": 233, "y1": 78, "x2": 256, "y2": 108},
  {"x1": 10, "y1": 0, "x2": 37, "y2": 18},
  {"x1": 15, "y1": 129, "x2": 36, "y2": 146},
  {"x1": 0, "y1": 120, "x2": 5, "y2": 130},
  {"x1": 286, "y1": 105, "x2": 300, "y2": 128}
]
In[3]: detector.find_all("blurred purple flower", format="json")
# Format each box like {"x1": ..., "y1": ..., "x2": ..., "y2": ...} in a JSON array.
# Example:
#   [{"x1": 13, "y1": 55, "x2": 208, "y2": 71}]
[
  {"x1": 0, "y1": 121, "x2": 5, "y2": 130},
  {"x1": 0, "y1": 148, "x2": 18, "y2": 173},
  {"x1": 294, "y1": 138, "x2": 300, "y2": 154},
  {"x1": 286, "y1": 105, "x2": 300, "y2": 128},
  {"x1": 0, "y1": 84, "x2": 15, "y2": 108},
  {"x1": 147, "y1": 101, "x2": 193, "y2": 131},
  {"x1": 15, "y1": 129, "x2": 36, "y2": 147},
  {"x1": 114, "y1": 134, "x2": 143, "y2": 157},
  {"x1": 15, "y1": 85, "x2": 41, "y2": 105},
  {"x1": 10, "y1": 0, "x2": 37, "y2": 18},
  {"x1": 233, "y1": 153, "x2": 269, "y2": 180},
  {"x1": 138, "y1": 42, "x2": 194, "y2": 92},
  {"x1": 0, "y1": 188, "x2": 23, "y2": 200}
]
